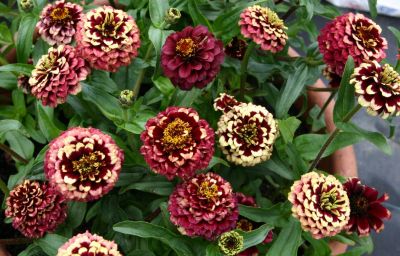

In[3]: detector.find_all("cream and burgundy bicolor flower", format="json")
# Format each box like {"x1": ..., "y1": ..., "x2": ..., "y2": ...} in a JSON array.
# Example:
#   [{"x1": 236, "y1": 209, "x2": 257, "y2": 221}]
[
  {"x1": 57, "y1": 231, "x2": 122, "y2": 256},
  {"x1": 216, "y1": 101, "x2": 278, "y2": 167},
  {"x1": 44, "y1": 127, "x2": 124, "y2": 202},
  {"x1": 288, "y1": 171, "x2": 350, "y2": 239},
  {"x1": 350, "y1": 61, "x2": 400, "y2": 118},
  {"x1": 140, "y1": 107, "x2": 214, "y2": 180},
  {"x1": 28, "y1": 45, "x2": 89, "y2": 107},
  {"x1": 213, "y1": 93, "x2": 241, "y2": 113},
  {"x1": 168, "y1": 172, "x2": 239, "y2": 240},
  {"x1": 37, "y1": 0, "x2": 83, "y2": 46},
  {"x1": 239, "y1": 5, "x2": 288, "y2": 53},
  {"x1": 343, "y1": 178, "x2": 391, "y2": 236},
  {"x1": 318, "y1": 12, "x2": 387, "y2": 76},
  {"x1": 75, "y1": 6, "x2": 140, "y2": 72},
  {"x1": 5, "y1": 180, "x2": 67, "y2": 238},
  {"x1": 161, "y1": 25, "x2": 224, "y2": 90}
]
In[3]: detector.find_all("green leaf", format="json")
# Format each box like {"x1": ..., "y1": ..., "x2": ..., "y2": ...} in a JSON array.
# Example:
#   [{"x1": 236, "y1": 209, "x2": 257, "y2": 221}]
[
  {"x1": 0, "y1": 72, "x2": 17, "y2": 90},
  {"x1": 16, "y1": 14, "x2": 38, "y2": 63},
  {"x1": 275, "y1": 64, "x2": 309, "y2": 118},
  {"x1": 0, "y1": 63, "x2": 34, "y2": 75},
  {"x1": 338, "y1": 235, "x2": 373, "y2": 256},
  {"x1": 187, "y1": 0, "x2": 213, "y2": 31},
  {"x1": 12, "y1": 90, "x2": 26, "y2": 118},
  {"x1": 120, "y1": 179, "x2": 173, "y2": 196},
  {"x1": 278, "y1": 117, "x2": 301, "y2": 144},
  {"x1": 303, "y1": 232, "x2": 331, "y2": 256},
  {"x1": 239, "y1": 202, "x2": 291, "y2": 227},
  {"x1": 36, "y1": 102, "x2": 62, "y2": 141},
  {"x1": 153, "y1": 76, "x2": 175, "y2": 96},
  {"x1": 89, "y1": 70, "x2": 119, "y2": 93},
  {"x1": 118, "y1": 122, "x2": 144, "y2": 134},
  {"x1": 206, "y1": 244, "x2": 222, "y2": 256},
  {"x1": 149, "y1": 0, "x2": 169, "y2": 28},
  {"x1": 207, "y1": 156, "x2": 230, "y2": 169},
  {"x1": 148, "y1": 26, "x2": 173, "y2": 78},
  {"x1": 0, "y1": 119, "x2": 26, "y2": 137},
  {"x1": 333, "y1": 57, "x2": 355, "y2": 123},
  {"x1": 173, "y1": 88, "x2": 202, "y2": 107},
  {"x1": 17, "y1": 244, "x2": 44, "y2": 256},
  {"x1": 127, "y1": 250, "x2": 156, "y2": 256},
  {"x1": 5, "y1": 130, "x2": 34, "y2": 160},
  {"x1": 113, "y1": 221, "x2": 194, "y2": 256},
  {"x1": 266, "y1": 218, "x2": 302, "y2": 256},
  {"x1": 251, "y1": 154, "x2": 295, "y2": 180},
  {"x1": 34, "y1": 234, "x2": 68, "y2": 256},
  {"x1": 66, "y1": 201, "x2": 87, "y2": 229},
  {"x1": 368, "y1": 0, "x2": 378, "y2": 18},
  {"x1": 238, "y1": 224, "x2": 273, "y2": 250},
  {"x1": 0, "y1": 23, "x2": 13, "y2": 44}
]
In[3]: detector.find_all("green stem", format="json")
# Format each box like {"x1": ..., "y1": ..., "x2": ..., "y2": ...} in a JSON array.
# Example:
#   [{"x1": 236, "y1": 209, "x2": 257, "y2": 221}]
[
  {"x1": 308, "y1": 104, "x2": 362, "y2": 171},
  {"x1": 317, "y1": 91, "x2": 337, "y2": 119},
  {"x1": 0, "y1": 143, "x2": 29, "y2": 164},
  {"x1": 307, "y1": 86, "x2": 338, "y2": 92},
  {"x1": 0, "y1": 177, "x2": 9, "y2": 196},
  {"x1": 239, "y1": 42, "x2": 256, "y2": 100},
  {"x1": 133, "y1": 45, "x2": 154, "y2": 98}
]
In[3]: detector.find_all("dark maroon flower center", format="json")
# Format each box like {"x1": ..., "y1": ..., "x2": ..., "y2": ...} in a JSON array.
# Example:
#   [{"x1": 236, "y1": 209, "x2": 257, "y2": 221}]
[
  {"x1": 72, "y1": 151, "x2": 105, "y2": 179},
  {"x1": 198, "y1": 181, "x2": 219, "y2": 200},
  {"x1": 161, "y1": 118, "x2": 192, "y2": 152},
  {"x1": 95, "y1": 12, "x2": 123, "y2": 37},
  {"x1": 50, "y1": 7, "x2": 70, "y2": 22},
  {"x1": 238, "y1": 123, "x2": 258, "y2": 145},
  {"x1": 350, "y1": 195, "x2": 369, "y2": 214},
  {"x1": 236, "y1": 218, "x2": 253, "y2": 231},
  {"x1": 176, "y1": 38, "x2": 197, "y2": 58},
  {"x1": 355, "y1": 24, "x2": 378, "y2": 49}
]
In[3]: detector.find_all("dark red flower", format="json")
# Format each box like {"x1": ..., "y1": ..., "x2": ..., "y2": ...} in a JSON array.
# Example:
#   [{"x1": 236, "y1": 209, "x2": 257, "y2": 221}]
[
  {"x1": 343, "y1": 178, "x2": 391, "y2": 236},
  {"x1": 161, "y1": 25, "x2": 224, "y2": 90},
  {"x1": 5, "y1": 180, "x2": 67, "y2": 238},
  {"x1": 168, "y1": 172, "x2": 239, "y2": 240},
  {"x1": 213, "y1": 93, "x2": 241, "y2": 113},
  {"x1": 225, "y1": 37, "x2": 248, "y2": 60}
]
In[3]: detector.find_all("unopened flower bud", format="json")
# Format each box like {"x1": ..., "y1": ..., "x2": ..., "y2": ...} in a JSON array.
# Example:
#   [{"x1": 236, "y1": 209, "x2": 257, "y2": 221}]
[
  {"x1": 119, "y1": 89, "x2": 134, "y2": 107},
  {"x1": 218, "y1": 231, "x2": 244, "y2": 256},
  {"x1": 165, "y1": 8, "x2": 181, "y2": 24},
  {"x1": 20, "y1": 0, "x2": 33, "y2": 12}
]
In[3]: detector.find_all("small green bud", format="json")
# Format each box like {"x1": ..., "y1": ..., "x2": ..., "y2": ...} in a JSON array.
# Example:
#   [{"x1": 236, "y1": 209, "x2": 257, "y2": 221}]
[
  {"x1": 218, "y1": 230, "x2": 244, "y2": 256},
  {"x1": 20, "y1": 0, "x2": 34, "y2": 12},
  {"x1": 165, "y1": 8, "x2": 181, "y2": 24},
  {"x1": 119, "y1": 90, "x2": 135, "y2": 108}
]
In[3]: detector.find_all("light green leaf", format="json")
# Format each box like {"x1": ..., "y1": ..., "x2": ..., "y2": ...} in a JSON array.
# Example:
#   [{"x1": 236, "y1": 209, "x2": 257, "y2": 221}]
[
  {"x1": 16, "y1": 14, "x2": 38, "y2": 63},
  {"x1": 0, "y1": 63, "x2": 34, "y2": 75},
  {"x1": 187, "y1": 0, "x2": 213, "y2": 31},
  {"x1": 239, "y1": 202, "x2": 291, "y2": 227},
  {"x1": 368, "y1": 0, "x2": 378, "y2": 18},
  {"x1": 0, "y1": 72, "x2": 17, "y2": 90},
  {"x1": 36, "y1": 102, "x2": 62, "y2": 141},
  {"x1": 34, "y1": 234, "x2": 68, "y2": 256},
  {"x1": 266, "y1": 218, "x2": 302, "y2": 256},
  {"x1": 0, "y1": 23, "x2": 13, "y2": 44},
  {"x1": 333, "y1": 57, "x2": 355, "y2": 123},
  {"x1": 5, "y1": 130, "x2": 34, "y2": 160},
  {"x1": 238, "y1": 224, "x2": 273, "y2": 250},
  {"x1": 278, "y1": 117, "x2": 301, "y2": 144},
  {"x1": 149, "y1": 0, "x2": 169, "y2": 28}
]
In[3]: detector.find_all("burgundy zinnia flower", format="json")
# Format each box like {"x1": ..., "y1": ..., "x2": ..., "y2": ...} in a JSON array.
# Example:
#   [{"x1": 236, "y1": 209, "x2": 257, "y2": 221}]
[
  {"x1": 161, "y1": 25, "x2": 224, "y2": 90},
  {"x1": 37, "y1": 0, "x2": 83, "y2": 46},
  {"x1": 343, "y1": 178, "x2": 391, "y2": 236},
  {"x1": 318, "y1": 12, "x2": 387, "y2": 76},
  {"x1": 140, "y1": 107, "x2": 214, "y2": 180},
  {"x1": 288, "y1": 172, "x2": 350, "y2": 239},
  {"x1": 350, "y1": 61, "x2": 400, "y2": 118},
  {"x1": 5, "y1": 180, "x2": 67, "y2": 238},
  {"x1": 44, "y1": 127, "x2": 124, "y2": 202},
  {"x1": 28, "y1": 45, "x2": 89, "y2": 107},
  {"x1": 214, "y1": 93, "x2": 241, "y2": 113},
  {"x1": 239, "y1": 5, "x2": 288, "y2": 53},
  {"x1": 75, "y1": 6, "x2": 140, "y2": 72},
  {"x1": 168, "y1": 172, "x2": 239, "y2": 240},
  {"x1": 225, "y1": 37, "x2": 248, "y2": 60},
  {"x1": 57, "y1": 231, "x2": 122, "y2": 256}
]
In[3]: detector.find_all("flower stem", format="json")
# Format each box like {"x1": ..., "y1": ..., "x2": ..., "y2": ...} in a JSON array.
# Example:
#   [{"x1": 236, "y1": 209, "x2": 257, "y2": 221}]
[
  {"x1": 133, "y1": 45, "x2": 154, "y2": 99},
  {"x1": 317, "y1": 91, "x2": 337, "y2": 119},
  {"x1": 239, "y1": 42, "x2": 256, "y2": 100},
  {"x1": 0, "y1": 143, "x2": 29, "y2": 164},
  {"x1": 307, "y1": 86, "x2": 338, "y2": 92},
  {"x1": 0, "y1": 238, "x2": 32, "y2": 245},
  {"x1": 0, "y1": 177, "x2": 9, "y2": 196},
  {"x1": 308, "y1": 104, "x2": 362, "y2": 172}
]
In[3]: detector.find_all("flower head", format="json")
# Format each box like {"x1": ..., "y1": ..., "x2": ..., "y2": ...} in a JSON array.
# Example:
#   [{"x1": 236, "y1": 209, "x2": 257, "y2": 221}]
[
  {"x1": 225, "y1": 37, "x2": 248, "y2": 60},
  {"x1": 165, "y1": 8, "x2": 181, "y2": 24},
  {"x1": 75, "y1": 6, "x2": 140, "y2": 72},
  {"x1": 44, "y1": 127, "x2": 124, "y2": 201},
  {"x1": 20, "y1": 0, "x2": 33, "y2": 12},
  {"x1": 168, "y1": 172, "x2": 239, "y2": 240},
  {"x1": 218, "y1": 231, "x2": 244, "y2": 256},
  {"x1": 161, "y1": 25, "x2": 224, "y2": 90},
  {"x1": 343, "y1": 178, "x2": 391, "y2": 236},
  {"x1": 318, "y1": 12, "x2": 387, "y2": 76},
  {"x1": 350, "y1": 61, "x2": 400, "y2": 118},
  {"x1": 57, "y1": 231, "x2": 122, "y2": 256},
  {"x1": 37, "y1": 0, "x2": 83, "y2": 45},
  {"x1": 28, "y1": 45, "x2": 89, "y2": 107},
  {"x1": 119, "y1": 89, "x2": 135, "y2": 108},
  {"x1": 288, "y1": 171, "x2": 350, "y2": 239},
  {"x1": 214, "y1": 93, "x2": 241, "y2": 113},
  {"x1": 239, "y1": 5, "x2": 288, "y2": 53},
  {"x1": 140, "y1": 107, "x2": 214, "y2": 180},
  {"x1": 217, "y1": 102, "x2": 278, "y2": 166},
  {"x1": 5, "y1": 180, "x2": 67, "y2": 238}
]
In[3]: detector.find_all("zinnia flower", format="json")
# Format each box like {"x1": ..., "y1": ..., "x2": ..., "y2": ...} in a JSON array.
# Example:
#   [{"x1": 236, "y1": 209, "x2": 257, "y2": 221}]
[
  {"x1": 350, "y1": 61, "x2": 400, "y2": 118},
  {"x1": 140, "y1": 107, "x2": 214, "y2": 180},
  {"x1": 343, "y1": 178, "x2": 391, "y2": 236},
  {"x1": 218, "y1": 231, "x2": 244, "y2": 256},
  {"x1": 288, "y1": 171, "x2": 350, "y2": 239},
  {"x1": 225, "y1": 37, "x2": 248, "y2": 60},
  {"x1": 28, "y1": 45, "x2": 89, "y2": 107},
  {"x1": 37, "y1": 0, "x2": 83, "y2": 45},
  {"x1": 161, "y1": 25, "x2": 224, "y2": 90},
  {"x1": 318, "y1": 12, "x2": 387, "y2": 76},
  {"x1": 168, "y1": 172, "x2": 239, "y2": 240},
  {"x1": 213, "y1": 93, "x2": 241, "y2": 113},
  {"x1": 217, "y1": 102, "x2": 278, "y2": 166},
  {"x1": 5, "y1": 180, "x2": 67, "y2": 238},
  {"x1": 44, "y1": 127, "x2": 124, "y2": 202},
  {"x1": 239, "y1": 5, "x2": 288, "y2": 53},
  {"x1": 75, "y1": 6, "x2": 140, "y2": 72},
  {"x1": 57, "y1": 231, "x2": 122, "y2": 256}
]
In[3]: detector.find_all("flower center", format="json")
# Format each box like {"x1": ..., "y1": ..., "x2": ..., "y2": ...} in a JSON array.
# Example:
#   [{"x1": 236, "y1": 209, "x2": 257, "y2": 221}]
[
  {"x1": 320, "y1": 188, "x2": 343, "y2": 214},
  {"x1": 95, "y1": 12, "x2": 123, "y2": 37},
  {"x1": 50, "y1": 7, "x2": 70, "y2": 22},
  {"x1": 236, "y1": 219, "x2": 253, "y2": 231},
  {"x1": 257, "y1": 6, "x2": 285, "y2": 27},
  {"x1": 161, "y1": 118, "x2": 192, "y2": 152},
  {"x1": 40, "y1": 52, "x2": 57, "y2": 70},
  {"x1": 356, "y1": 25, "x2": 378, "y2": 49},
  {"x1": 238, "y1": 123, "x2": 258, "y2": 145},
  {"x1": 350, "y1": 195, "x2": 369, "y2": 214},
  {"x1": 176, "y1": 38, "x2": 197, "y2": 57},
  {"x1": 72, "y1": 151, "x2": 105, "y2": 178},
  {"x1": 198, "y1": 181, "x2": 219, "y2": 200},
  {"x1": 381, "y1": 64, "x2": 400, "y2": 93}
]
